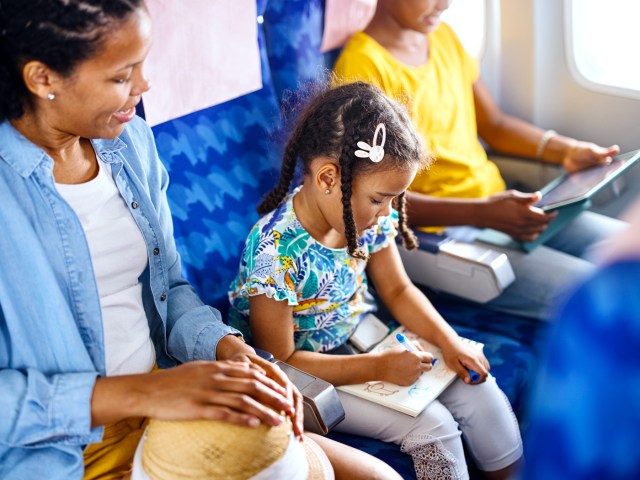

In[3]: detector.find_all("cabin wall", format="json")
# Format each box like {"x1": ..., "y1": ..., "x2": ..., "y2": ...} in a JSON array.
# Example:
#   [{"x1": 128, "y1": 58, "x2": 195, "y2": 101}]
[{"x1": 481, "y1": 0, "x2": 640, "y2": 217}]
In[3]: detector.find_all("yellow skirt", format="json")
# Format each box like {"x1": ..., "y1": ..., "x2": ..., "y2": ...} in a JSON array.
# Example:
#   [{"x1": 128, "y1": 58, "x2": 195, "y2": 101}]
[
  {"x1": 84, "y1": 418, "x2": 148, "y2": 480},
  {"x1": 83, "y1": 416, "x2": 148, "y2": 480},
  {"x1": 84, "y1": 365, "x2": 160, "y2": 479}
]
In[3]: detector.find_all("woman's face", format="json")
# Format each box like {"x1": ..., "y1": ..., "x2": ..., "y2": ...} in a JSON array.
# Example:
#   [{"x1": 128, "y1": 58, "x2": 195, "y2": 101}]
[
  {"x1": 348, "y1": 164, "x2": 418, "y2": 236},
  {"x1": 387, "y1": 0, "x2": 452, "y2": 34},
  {"x1": 48, "y1": 7, "x2": 152, "y2": 139}
]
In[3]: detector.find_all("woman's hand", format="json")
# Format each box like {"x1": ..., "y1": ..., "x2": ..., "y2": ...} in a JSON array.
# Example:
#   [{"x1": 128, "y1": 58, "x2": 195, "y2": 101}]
[
  {"x1": 440, "y1": 337, "x2": 490, "y2": 384},
  {"x1": 227, "y1": 352, "x2": 305, "y2": 441},
  {"x1": 375, "y1": 347, "x2": 435, "y2": 386},
  {"x1": 481, "y1": 190, "x2": 556, "y2": 241},
  {"x1": 561, "y1": 141, "x2": 619, "y2": 173},
  {"x1": 214, "y1": 333, "x2": 304, "y2": 439},
  {"x1": 92, "y1": 360, "x2": 297, "y2": 430}
]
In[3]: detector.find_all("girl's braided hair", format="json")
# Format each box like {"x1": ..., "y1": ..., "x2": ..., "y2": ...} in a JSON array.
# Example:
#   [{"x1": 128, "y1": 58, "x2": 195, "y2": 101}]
[
  {"x1": 259, "y1": 81, "x2": 431, "y2": 259},
  {"x1": 0, "y1": 0, "x2": 144, "y2": 122}
]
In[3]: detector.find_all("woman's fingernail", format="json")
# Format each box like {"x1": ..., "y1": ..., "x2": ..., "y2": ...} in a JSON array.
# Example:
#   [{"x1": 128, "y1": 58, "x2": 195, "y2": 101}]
[{"x1": 248, "y1": 417, "x2": 260, "y2": 427}]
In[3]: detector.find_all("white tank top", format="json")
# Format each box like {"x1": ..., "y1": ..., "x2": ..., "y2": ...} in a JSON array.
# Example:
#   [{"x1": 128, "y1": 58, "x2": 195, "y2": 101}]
[{"x1": 56, "y1": 159, "x2": 156, "y2": 376}]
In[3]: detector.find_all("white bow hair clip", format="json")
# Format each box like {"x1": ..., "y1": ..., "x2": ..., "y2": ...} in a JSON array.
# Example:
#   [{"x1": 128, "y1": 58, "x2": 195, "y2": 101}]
[{"x1": 355, "y1": 123, "x2": 386, "y2": 163}]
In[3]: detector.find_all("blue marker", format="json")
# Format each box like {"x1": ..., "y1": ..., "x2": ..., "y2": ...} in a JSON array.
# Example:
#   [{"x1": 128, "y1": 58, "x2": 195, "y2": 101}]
[
  {"x1": 396, "y1": 333, "x2": 438, "y2": 366},
  {"x1": 396, "y1": 333, "x2": 417, "y2": 352},
  {"x1": 466, "y1": 368, "x2": 481, "y2": 383}
]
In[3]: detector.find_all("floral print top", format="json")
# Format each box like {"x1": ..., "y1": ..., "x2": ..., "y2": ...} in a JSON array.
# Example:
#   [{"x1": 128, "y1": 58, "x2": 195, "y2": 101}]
[{"x1": 228, "y1": 187, "x2": 397, "y2": 352}]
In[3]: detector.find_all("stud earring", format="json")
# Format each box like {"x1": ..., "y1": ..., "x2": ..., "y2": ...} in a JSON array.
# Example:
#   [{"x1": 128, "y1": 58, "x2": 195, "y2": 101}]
[
  {"x1": 324, "y1": 188, "x2": 331, "y2": 195},
  {"x1": 47, "y1": 92, "x2": 56, "y2": 100}
]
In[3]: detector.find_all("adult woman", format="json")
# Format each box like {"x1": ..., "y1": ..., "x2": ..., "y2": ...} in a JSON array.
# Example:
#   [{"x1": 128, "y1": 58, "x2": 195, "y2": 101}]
[
  {"x1": 0, "y1": 2, "x2": 397, "y2": 479},
  {"x1": 0, "y1": 1, "x2": 305, "y2": 478}
]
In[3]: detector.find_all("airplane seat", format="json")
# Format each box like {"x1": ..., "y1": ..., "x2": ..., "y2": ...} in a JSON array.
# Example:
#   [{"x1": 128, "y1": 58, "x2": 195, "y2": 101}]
[
  {"x1": 150, "y1": 0, "x2": 284, "y2": 319},
  {"x1": 263, "y1": 0, "x2": 329, "y2": 103},
  {"x1": 146, "y1": 2, "x2": 544, "y2": 477}
]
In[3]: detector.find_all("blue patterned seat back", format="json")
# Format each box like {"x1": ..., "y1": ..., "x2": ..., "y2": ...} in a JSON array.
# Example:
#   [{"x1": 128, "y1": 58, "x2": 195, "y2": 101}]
[
  {"x1": 150, "y1": 0, "x2": 333, "y2": 317},
  {"x1": 263, "y1": 0, "x2": 327, "y2": 103},
  {"x1": 151, "y1": 0, "x2": 280, "y2": 317}
]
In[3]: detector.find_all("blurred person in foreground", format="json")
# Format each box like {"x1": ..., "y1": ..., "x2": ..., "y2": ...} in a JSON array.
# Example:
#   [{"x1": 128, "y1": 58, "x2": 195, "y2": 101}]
[{"x1": 523, "y1": 197, "x2": 640, "y2": 479}]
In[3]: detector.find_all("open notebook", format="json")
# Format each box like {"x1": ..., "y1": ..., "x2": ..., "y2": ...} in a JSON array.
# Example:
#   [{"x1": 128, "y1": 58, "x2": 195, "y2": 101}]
[{"x1": 337, "y1": 325, "x2": 483, "y2": 417}]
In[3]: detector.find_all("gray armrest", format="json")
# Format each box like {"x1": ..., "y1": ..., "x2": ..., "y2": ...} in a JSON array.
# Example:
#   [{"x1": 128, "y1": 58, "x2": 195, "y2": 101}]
[
  {"x1": 399, "y1": 233, "x2": 515, "y2": 303},
  {"x1": 275, "y1": 361, "x2": 345, "y2": 435}
]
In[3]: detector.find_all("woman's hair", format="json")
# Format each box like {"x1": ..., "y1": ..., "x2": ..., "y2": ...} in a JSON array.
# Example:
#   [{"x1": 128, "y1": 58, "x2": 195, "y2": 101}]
[
  {"x1": 0, "y1": 0, "x2": 144, "y2": 121},
  {"x1": 259, "y1": 81, "x2": 430, "y2": 259}
]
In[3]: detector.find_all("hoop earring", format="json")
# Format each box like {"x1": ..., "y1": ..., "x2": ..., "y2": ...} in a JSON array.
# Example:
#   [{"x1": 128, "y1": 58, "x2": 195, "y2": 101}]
[
  {"x1": 324, "y1": 189, "x2": 331, "y2": 195},
  {"x1": 47, "y1": 92, "x2": 56, "y2": 101}
]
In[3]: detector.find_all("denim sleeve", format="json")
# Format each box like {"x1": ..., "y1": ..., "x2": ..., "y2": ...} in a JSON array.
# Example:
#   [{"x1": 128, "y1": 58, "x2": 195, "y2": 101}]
[
  {"x1": 136, "y1": 121, "x2": 242, "y2": 362},
  {"x1": 0, "y1": 368, "x2": 102, "y2": 447}
]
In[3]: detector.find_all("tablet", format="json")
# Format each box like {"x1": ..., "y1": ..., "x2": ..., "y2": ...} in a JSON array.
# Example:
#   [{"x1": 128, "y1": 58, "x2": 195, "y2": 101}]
[{"x1": 534, "y1": 149, "x2": 640, "y2": 211}]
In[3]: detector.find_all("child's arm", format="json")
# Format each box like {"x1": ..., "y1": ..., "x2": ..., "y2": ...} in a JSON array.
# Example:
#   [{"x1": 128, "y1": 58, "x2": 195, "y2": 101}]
[
  {"x1": 474, "y1": 78, "x2": 619, "y2": 169},
  {"x1": 367, "y1": 241, "x2": 490, "y2": 384},
  {"x1": 405, "y1": 190, "x2": 551, "y2": 243},
  {"x1": 248, "y1": 294, "x2": 434, "y2": 386}
]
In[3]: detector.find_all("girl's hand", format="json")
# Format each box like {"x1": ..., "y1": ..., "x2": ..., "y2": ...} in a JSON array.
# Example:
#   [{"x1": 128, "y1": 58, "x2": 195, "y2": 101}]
[
  {"x1": 440, "y1": 338, "x2": 490, "y2": 384},
  {"x1": 135, "y1": 360, "x2": 295, "y2": 428},
  {"x1": 227, "y1": 352, "x2": 304, "y2": 441},
  {"x1": 561, "y1": 142, "x2": 619, "y2": 173},
  {"x1": 376, "y1": 347, "x2": 435, "y2": 386}
]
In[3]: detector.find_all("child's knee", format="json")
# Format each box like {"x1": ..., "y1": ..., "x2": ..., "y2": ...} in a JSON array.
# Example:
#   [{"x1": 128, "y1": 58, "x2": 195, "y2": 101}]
[
  {"x1": 442, "y1": 376, "x2": 514, "y2": 423},
  {"x1": 471, "y1": 378, "x2": 518, "y2": 424},
  {"x1": 411, "y1": 399, "x2": 463, "y2": 440}
]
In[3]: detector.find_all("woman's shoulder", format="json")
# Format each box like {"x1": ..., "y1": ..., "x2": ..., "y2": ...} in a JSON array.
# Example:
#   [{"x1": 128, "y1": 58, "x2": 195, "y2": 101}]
[{"x1": 429, "y1": 22, "x2": 478, "y2": 80}]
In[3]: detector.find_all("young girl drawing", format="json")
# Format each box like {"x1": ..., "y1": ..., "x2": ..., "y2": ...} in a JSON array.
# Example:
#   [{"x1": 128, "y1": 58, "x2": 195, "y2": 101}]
[{"x1": 229, "y1": 82, "x2": 523, "y2": 480}]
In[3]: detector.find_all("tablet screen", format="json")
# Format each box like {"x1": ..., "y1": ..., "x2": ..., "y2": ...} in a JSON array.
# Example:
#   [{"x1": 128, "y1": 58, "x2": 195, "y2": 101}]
[{"x1": 535, "y1": 149, "x2": 640, "y2": 210}]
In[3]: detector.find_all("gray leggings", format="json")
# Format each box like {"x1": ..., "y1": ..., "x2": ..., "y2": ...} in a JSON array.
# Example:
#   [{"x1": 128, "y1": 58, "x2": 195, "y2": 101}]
[{"x1": 334, "y1": 376, "x2": 523, "y2": 480}]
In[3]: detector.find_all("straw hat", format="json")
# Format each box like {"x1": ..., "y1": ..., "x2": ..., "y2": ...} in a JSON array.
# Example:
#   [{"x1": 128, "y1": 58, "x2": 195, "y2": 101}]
[
  {"x1": 298, "y1": 435, "x2": 333, "y2": 480},
  {"x1": 140, "y1": 417, "x2": 331, "y2": 479}
]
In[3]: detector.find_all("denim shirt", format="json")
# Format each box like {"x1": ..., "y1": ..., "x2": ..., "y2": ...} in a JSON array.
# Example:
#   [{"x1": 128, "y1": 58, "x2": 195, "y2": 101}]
[{"x1": 0, "y1": 117, "x2": 239, "y2": 479}]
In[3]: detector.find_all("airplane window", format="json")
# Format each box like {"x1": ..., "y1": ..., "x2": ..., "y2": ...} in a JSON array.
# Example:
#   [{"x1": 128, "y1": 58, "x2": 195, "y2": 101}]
[
  {"x1": 568, "y1": 0, "x2": 640, "y2": 95},
  {"x1": 441, "y1": 0, "x2": 486, "y2": 58}
]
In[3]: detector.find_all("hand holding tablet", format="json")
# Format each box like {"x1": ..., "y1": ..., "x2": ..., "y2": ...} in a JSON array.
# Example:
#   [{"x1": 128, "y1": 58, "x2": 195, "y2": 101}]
[
  {"x1": 478, "y1": 148, "x2": 640, "y2": 252},
  {"x1": 534, "y1": 149, "x2": 640, "y2": 211}
]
